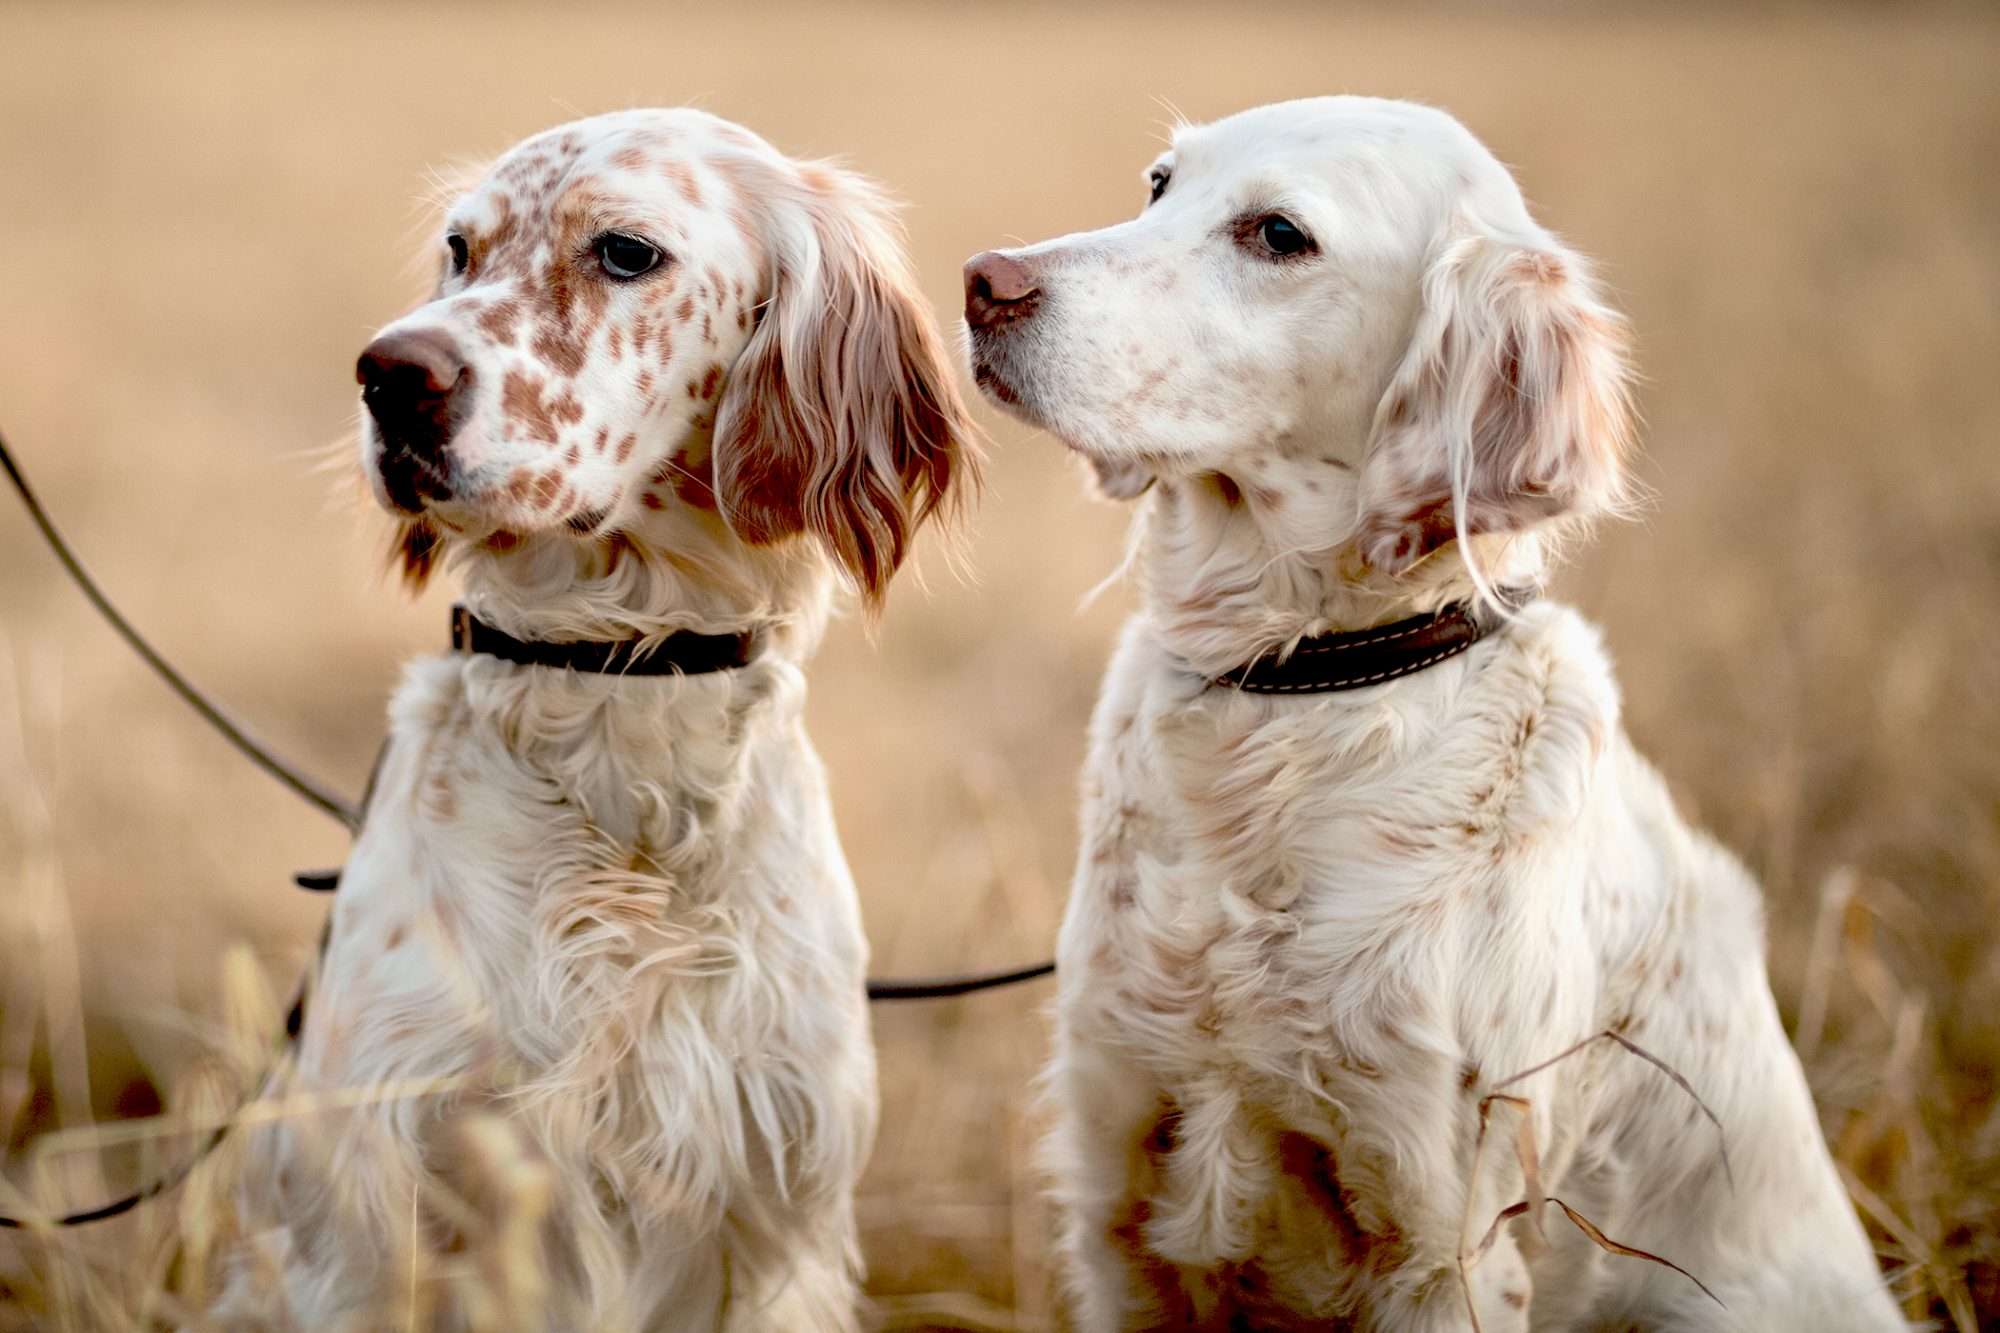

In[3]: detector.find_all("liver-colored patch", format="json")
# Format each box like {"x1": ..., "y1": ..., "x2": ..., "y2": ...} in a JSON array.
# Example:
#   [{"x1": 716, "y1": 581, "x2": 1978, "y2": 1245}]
[
  {"x1": 501, "y1": 370, "x2": 560, "y2": 444},
  {"x1": 477, "y1": 298, "x2": 522, "y2": 344}
]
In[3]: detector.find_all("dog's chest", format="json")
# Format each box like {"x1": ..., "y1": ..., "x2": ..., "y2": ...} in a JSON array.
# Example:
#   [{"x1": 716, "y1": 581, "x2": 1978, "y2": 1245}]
[
  {"x1": 1075, "y1": 708, "x2": 1459, "y2": 1061},
  {"x1": 1068, "y1": 615, "x2": 1625, "y2": 1093},
  {"x1": 293, "y1": 656, "x2": 867, "y2": 1205}
]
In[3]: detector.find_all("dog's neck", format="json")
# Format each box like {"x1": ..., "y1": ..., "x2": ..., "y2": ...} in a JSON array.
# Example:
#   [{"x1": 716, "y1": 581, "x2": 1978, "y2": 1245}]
[
  {"x1": 453, "y1": 526, "x2": 833, "y2": 661},
  {"x1": 1134, "y1": 458, "x2": 1545, "y2": 678}
]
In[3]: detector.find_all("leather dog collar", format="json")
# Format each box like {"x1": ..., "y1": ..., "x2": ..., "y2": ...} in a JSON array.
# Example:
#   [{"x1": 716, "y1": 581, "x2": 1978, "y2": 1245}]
[
  {"x1": 1211, "y1": 593, "x2": 1531, "y2": 695},
  {"x1": 450, "y1": 603, "x2": 753, "y2": 676}
]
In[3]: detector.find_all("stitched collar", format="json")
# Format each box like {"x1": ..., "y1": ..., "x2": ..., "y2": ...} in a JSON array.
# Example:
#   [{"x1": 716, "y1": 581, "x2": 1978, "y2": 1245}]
[
  {"x1": 1210, "y1": 593, "x2": 1530, "y2": 695},
  {"x1": 450, "y1": 603, "x2": 754, "y2": 677}
]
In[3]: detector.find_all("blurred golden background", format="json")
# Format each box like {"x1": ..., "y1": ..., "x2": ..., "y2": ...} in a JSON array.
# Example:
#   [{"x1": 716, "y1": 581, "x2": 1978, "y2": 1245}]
[{"x1": 2, "y1": 2, "x2": 1996, "y2": 1328}]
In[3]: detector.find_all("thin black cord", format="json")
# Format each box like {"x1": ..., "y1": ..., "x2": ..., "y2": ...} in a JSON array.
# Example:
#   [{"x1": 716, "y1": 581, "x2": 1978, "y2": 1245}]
[
  {"x1": 0, "y1": 427, "x2": 358, "y2": 829},
  {"x1": 0, "y1": 1125, "x2": 230, "y2": 1230},
  {"x1": 867, "y1": 960, "x2": 1055, "y2": 1001},
  {"x1": 0, "y1": 425, "x2": 1055, "y2": 1227},
  {"x1": 0, "y1": 973, "x2": 307, "y2": 1231}
]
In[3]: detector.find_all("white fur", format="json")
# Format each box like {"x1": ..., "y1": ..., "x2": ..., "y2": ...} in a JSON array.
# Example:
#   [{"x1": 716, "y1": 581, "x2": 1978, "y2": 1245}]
[
  {"x1": 968, "y1": 97, "x2": 1903, "y2": 1331},
  {"x1": 214, "y1": 109, "x2": 974, "y2": 1331}
]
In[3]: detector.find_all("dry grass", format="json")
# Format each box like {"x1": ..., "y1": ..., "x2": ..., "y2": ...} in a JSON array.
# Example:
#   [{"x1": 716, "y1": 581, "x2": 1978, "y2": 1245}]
[{"x1": 1, "y1": 2, "x2": 1996, "y2": 1327}]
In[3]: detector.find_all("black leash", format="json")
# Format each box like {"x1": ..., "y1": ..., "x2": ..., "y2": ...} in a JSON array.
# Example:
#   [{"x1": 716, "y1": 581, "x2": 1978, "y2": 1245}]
[
  {"x1": 0, "y1": 432, "x2": 359, "y2": 829},
  {"x1": 0, "y1": 423, "x2": 1053, "y2": 1230}
]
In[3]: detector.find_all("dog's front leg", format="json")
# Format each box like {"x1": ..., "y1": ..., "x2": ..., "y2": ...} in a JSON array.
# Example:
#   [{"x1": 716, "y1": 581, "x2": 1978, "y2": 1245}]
[{"x1": 1046, "y1": 1035, "x2": 1223, "y2": 1332}]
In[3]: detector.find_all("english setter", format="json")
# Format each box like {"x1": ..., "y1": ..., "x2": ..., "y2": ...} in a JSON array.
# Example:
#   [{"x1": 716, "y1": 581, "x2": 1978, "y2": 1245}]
[
  {"x1": 966, "y1": 97, "x2": 1902, "y2": 1331},
  {"x1": 214, "y1": 109, "x2": 976, "y2": 1330}
]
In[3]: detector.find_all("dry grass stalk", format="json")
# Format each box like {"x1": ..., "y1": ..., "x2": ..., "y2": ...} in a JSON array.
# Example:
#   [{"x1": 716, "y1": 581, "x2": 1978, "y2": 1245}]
[
  {"x1": 1455, "y1": 1028, "x2": 1732, "y2": 1330},
  {"x1": 1804, "y1": 868, "x2": 1984, "y2": 1330}
]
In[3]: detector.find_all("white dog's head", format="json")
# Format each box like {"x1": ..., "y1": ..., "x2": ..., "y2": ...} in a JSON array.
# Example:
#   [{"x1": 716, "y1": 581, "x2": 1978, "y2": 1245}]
[
  {"x1": 964, "y1": 96, "x2": 1632, "y2": 580},
  {"x1": 359, "y1": 108, "x2": 975, "y2": 614}
]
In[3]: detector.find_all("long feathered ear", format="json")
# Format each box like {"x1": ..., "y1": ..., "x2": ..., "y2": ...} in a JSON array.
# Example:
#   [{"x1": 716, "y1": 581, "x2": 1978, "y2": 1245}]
[
  {"x1": 1355, "y1": 214, "x2": 1636, "y2": 575},
  {"x1": 390, "y1": 516, "x2": 442, "y2": 592},
  {"x1": 713, "y1": 161, "x2": 981, "y2": 611}
]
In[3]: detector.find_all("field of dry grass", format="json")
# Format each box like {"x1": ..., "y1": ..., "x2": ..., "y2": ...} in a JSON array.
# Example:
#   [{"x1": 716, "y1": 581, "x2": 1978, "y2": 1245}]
[{"x1": 1, "y1": 2, "x2": 1996, "y2": 1328}]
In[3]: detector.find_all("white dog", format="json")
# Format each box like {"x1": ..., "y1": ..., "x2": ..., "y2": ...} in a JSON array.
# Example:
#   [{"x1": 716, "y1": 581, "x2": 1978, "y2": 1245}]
[
  {"x1": 966, "y1": 97, "x2": 1902, "y2": 1331},
  {"x1": 216, "y1": 109, "x2": 976, "y2": 1331}
]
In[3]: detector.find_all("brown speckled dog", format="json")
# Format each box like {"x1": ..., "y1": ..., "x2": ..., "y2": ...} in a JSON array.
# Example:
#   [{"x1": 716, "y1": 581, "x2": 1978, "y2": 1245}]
[{"x1": 211, "y1": 108, "x2": 976, "y2": 1331}]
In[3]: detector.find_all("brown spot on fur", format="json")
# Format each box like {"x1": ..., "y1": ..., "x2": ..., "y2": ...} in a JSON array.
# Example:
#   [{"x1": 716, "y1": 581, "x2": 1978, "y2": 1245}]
[
  {"x1": 614, "y1": 433, "x2": 637, "y2": 463},
  {"x1": 698, "y1": 362, "x2": 723, "y2": 401},
  {"x1": 477, "y1": 299, "x2": 522, "y2": 344},
  {"x1": 675, "y1": 294, "x2": 695, "y2": 323},
  {"x1": 532, "y1": 471, "x2": 562, "y2": 510},
  {"x1": 532, "y1": 325, "x2": 587, "y2": 379},
  {"x1": 1105, "y1": 1101, "x2": 1202, "y2": 1328},
  {"x1": 502, "y1": 371, "x2": 559, "y2": 443},
  {"x1": 661, "y1": 158, "x2": 703, "y2": 206},
  {"x1": 668, "y1": 439, "x2": 717, "y2": 510},
  {"x1": 641, "y1": 490, "x2": 663, "y2": 510},
  {"x1": 1503, "y1": 1289, "x2": 1528, "y2": 1309}
]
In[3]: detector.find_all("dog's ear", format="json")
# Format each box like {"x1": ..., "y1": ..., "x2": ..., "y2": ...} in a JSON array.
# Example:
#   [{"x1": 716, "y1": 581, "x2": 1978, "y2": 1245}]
[
  {"x1": 1355, "y1": 215, "x2": 1635, "y2": 574},
  {"x1": 1088, "y1": 455, "x2": 1154, "y2": 501},
  {"x1": 713, "y1": 161, "x2": 982, "y2": 611},
  {"x1": 390, "y1": 517, "x2": 442, "y2": 592}
]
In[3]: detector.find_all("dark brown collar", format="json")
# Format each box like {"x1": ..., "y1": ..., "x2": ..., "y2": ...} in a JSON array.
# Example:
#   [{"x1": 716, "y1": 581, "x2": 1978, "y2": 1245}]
[
  {"x1": 450, "y1": 603, "x2": 753, "y2": 677},
  {"x1": 1211, "y1": 594, "x2": 1528, "y2": 695}
]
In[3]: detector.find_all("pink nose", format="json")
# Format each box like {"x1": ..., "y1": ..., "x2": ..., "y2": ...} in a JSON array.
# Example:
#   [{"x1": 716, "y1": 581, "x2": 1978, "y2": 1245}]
[{"x1": 963, "y1": 250, "x2": 1042, "y2": 330}]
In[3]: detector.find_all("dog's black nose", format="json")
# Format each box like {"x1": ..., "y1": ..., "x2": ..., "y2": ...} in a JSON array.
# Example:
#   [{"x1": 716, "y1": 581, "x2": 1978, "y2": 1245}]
[
  {"x1": 358, "y1": 329, "x2": 469, "y2": 509},
  {"x1": 358, "y1": 329, "x2": 469, "y2": 456},
  {"x1": 963, "y1": 250, "x2": 1042, "y2": 331}
]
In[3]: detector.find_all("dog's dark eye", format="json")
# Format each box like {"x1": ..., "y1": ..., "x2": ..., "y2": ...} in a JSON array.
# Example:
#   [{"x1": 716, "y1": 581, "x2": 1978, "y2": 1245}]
[
  {"x1": 1258, "y1": 215, "x2": 1312, "y2": 257},
  {"x1": 446, "y1": 233, "x2": 469, "y2": 275},
  {"x1": 1148, "y1": 168, "x2": 1171, "y2": 206},
  {"x1": 594, "y1": 232, "x2": 664, "y2": 280}
]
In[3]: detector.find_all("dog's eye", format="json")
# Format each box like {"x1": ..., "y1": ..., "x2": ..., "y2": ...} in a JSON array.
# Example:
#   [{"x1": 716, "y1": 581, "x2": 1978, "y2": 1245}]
[
  {"x1": 1147, "y1": 168, "x2": 1171, "y2": 206},
  {"x1": 446, "y1": 233, "x2": 470, "y2": 276},
  {"x1": 1257, "y1": 215, "x2": 1312, "y2": 258},
  {"x1": 1240, "y1": 213, "x2": 1320, "y2": 262},
  {"x1": 594, "y1": 232, "x2": 664, "y2": 280}
]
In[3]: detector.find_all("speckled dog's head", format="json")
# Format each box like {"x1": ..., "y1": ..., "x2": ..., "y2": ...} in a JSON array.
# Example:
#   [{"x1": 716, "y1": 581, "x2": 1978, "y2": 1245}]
[{"x1": 359, "y1": 108, "x2": 975, "y2": 611}]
